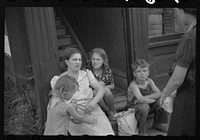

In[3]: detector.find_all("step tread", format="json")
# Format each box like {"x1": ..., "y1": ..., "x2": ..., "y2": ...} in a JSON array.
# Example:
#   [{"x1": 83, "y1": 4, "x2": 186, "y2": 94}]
[
  {"x1": 56, "y1": 25, "x2": 66, "y2": 29},
  {"x1": 114, "y1": 95, "x2": 127, "y2": 103},
  {"x1": 57, "y1": 38, "x2": 71, "y2": 46},
  {"x1": 57, "y1": 34, "x2": 71, "y2": 39},
  {"x1": 58, "y1": 44, "x2": 76, "y2": 50},
  {"x1": 114, "y1": 100, "x2": 127, "y2": 111}
]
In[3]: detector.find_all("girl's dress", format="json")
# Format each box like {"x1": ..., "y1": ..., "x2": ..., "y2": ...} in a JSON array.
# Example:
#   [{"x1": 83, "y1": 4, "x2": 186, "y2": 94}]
[{"x1": 44, "y1": 98, "x2": 70, "y2": 135}]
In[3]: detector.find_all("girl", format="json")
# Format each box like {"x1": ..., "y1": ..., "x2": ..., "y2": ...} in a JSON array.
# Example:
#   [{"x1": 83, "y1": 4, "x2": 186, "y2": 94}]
[{"x1": 87, "y1": 48, "x2": 116, "y2": 120}]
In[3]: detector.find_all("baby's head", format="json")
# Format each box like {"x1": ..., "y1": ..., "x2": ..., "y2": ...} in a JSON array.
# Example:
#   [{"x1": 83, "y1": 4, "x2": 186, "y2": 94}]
[
  {"x1": 52, "y1": 75, "x2": 79, "y2": 100},
  {"x1": 131, "y1": 59, "x2": 150, "y2": 81}
]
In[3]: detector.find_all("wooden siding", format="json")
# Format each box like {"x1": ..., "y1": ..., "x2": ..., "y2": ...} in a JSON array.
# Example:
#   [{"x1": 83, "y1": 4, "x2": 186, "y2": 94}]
[
  {"x1": 5, "y1": 54, "x2": 16, "y2": 82},
  {"x1": 148, "y1": 33, "x2": 182, "y2": 90},
  {"x1": 24, "y1": 7, "x2": 60, "y2": 123}
]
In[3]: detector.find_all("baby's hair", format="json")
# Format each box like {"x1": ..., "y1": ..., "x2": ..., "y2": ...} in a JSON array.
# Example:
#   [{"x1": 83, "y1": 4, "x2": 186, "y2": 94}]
[
  {"x1": 131, "y1": 59, "x2": 149, "y2": 72},
  {"x1": 53, "y1": 75, "x2": 78, "y2": 99}
]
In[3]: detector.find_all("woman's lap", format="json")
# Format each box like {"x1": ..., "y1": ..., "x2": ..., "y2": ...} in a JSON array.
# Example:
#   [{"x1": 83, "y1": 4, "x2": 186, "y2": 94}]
[{"x1": 68, "y1": 104, "x2": 114, "y2": 136}]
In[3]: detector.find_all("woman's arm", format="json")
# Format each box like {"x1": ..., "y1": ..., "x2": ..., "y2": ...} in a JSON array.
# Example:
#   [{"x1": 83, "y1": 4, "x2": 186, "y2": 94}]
[
  {"x1": 130, "y1": 81, "x2": 155, "y2": 104},
  {"x1": 161, "y1": 65, "x2": 188, "y2": 100},
  {"x1": 145, "y1": 78, "x2": 161, "y2": 100},
  {"x1": 87, "y1": 81, "x2": 105, "y2": 110},
  {"x1": 84, "y1": 70, "x2": 105, "y2": 114}
]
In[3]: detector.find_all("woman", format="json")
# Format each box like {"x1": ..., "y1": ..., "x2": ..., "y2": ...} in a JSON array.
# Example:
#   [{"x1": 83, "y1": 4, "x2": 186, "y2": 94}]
[
  {"x1": 160, "y1": 8, "x2": 196, "y2": 136},
  {"x1": 51, "y1": 47, "x2": 114, "y2": 135},
  {"x1": 86, "y1": 48, "x2": 116, "y2": 120}
]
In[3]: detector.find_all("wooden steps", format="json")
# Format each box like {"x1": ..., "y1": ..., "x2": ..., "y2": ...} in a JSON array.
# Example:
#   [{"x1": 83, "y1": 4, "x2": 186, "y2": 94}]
[{"x1": 112, "y1": 87, "x2": 127, "y2": 112}]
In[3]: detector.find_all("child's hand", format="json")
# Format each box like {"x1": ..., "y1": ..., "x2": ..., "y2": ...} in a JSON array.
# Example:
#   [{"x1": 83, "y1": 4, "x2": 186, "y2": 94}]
[{"x1": 88, "y1": 117, "x2": 97, "y2": 126}]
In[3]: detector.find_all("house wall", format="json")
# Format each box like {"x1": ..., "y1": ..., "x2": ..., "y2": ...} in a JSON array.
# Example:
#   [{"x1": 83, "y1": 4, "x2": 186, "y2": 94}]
[
  {"x1": 148, "y1": 33, "x2": 183, "y2": 90},
  {"x1": 61, "y1": 8, "x2": 128, "y2": 89}
]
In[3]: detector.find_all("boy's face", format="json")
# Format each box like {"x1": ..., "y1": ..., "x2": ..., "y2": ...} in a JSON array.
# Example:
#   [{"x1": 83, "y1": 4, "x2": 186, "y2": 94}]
[{"x1": 133, "y1": 66, "x2": 149, "y2": 81}]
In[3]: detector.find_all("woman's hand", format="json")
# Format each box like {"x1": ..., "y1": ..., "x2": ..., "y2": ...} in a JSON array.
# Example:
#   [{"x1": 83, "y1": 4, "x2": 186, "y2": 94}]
[
  {"x1": 84, "y1": 100, "x2": 96, "y2": 114},
  {"x1": 159, "y1": 91, "x2": 167, "y2": 106},
  {"x1": 98, "y1": 81, "x2": 105, "y2": 87}
]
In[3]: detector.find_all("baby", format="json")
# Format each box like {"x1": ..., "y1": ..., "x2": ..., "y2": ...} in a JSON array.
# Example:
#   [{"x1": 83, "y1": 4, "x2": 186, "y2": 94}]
[{"x1": 44, "y1": 75, "x2": 97, "y2": 135}]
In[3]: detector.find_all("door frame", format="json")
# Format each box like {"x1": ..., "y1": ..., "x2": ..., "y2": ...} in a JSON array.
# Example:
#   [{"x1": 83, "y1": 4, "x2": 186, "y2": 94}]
[{"x1": 122, "y1": 8, "x2": 154, "y2": 85}]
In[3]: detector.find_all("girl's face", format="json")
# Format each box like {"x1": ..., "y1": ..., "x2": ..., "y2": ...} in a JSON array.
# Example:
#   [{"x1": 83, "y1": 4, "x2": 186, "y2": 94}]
[
  {"x1": 65, "y1": 53, "x2": 82, "y2": 72},
  {"x1": 91, "y1": 53, "x2": 104, "y2": 69},
  {"x1": 133, "y1": 66, "x2": 149, "y2": 82}
]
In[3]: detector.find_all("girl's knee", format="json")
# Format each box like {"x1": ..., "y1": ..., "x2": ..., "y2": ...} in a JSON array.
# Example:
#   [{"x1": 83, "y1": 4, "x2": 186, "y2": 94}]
[{"x1": 104, "y1": 87, "x2": 113, "y2": 97}]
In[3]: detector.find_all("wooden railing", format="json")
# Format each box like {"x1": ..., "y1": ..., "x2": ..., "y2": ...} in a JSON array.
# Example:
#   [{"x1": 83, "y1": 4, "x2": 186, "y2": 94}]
[{"x1": 57, "y1": 8, "x2": 89, "y2": 61}]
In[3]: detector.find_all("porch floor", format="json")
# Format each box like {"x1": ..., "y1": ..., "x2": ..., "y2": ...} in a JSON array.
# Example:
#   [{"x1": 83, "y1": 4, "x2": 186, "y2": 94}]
[{"x1": 147, "y1": 127, "x2": 167, "y2": 136}]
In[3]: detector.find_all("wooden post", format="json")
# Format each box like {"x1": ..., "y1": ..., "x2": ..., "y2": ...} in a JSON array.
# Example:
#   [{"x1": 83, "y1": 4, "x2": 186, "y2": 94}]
[
  {"x1": 129, "y1": 8, "x2": 155, "y2": 80},
  {"x1": 5, "y1": 7, "x2": 34, "y2": 86},
  {"x1": 23, "y1": 7, "x2": 60, "y2": 125}
]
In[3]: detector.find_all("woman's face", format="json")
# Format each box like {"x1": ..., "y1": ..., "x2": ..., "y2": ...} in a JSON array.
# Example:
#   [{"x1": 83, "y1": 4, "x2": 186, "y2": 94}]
[
  {"x1": 91, "y1": 53, "x2": 104, "y2": 69},
  {"x1": 133, "y1": 66, "x2": 149, "y2": 82},
  {"x1": 175, "y1": 8, "x2": 188, "y2": 26},
  {"x1": 65, "y1": 53, "x2": 82, "y2": 72}
]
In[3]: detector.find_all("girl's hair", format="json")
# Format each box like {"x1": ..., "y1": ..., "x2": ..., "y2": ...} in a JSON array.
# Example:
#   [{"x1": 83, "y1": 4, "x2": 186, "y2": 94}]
[
  {"x1": 88, "y1": 48, "x2": 109, "y2": 70},
  {"x1": 180, "y1": 8, "x2": 196, "y2": 17},
  {"x1": 131, "y1": 59, "x2": 149, "y2": 72},
  {"x1": 53, "y1": 75, "x2": 78, "y2": 99}
]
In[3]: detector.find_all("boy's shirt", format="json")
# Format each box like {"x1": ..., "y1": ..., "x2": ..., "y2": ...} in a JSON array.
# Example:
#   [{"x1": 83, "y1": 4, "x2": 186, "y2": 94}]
[{"x1": 127, "y1": 79, "x2": 152, "y2": 107}]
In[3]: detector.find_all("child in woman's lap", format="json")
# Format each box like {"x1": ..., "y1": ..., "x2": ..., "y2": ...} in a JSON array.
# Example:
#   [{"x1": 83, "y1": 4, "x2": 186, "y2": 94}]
[{"x1": 44, "y1": 75, "x2": 97, "y2": 135}]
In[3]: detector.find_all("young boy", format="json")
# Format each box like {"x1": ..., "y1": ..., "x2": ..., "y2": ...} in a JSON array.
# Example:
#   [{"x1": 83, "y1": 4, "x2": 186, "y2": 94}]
[
  {"x1": 127, "y1": 59, "x2": 161, "y2": 136},
  {"x1": 44, "y1": 75, "x2": 97, "y2": 135}
]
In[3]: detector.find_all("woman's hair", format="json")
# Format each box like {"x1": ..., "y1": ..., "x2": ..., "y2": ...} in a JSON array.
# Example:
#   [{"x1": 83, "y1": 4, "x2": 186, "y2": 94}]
[
  {"x1": 61, "y1": 47, "x2": 82, "y2": 72},
  {"x1": 131, "y1": 59, "x2": 149, "y2": 72},
  {"x1": 180, "y1": 8, "x2": 196, "y2": 17},
  {"x1": 88, "y1": 48, "x2": 109, "y2": 70},
  {"x1": 53, "y1": 75, "x2": 78, "y2": 99}
]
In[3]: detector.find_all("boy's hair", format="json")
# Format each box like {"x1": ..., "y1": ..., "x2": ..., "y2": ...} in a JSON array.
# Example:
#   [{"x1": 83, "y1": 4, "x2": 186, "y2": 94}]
[
  {"x1": 131, "y1": 59, "x2": 149, "y2": 72},
  {"x1": 53, "y1": 75, "x2": 78, "y2": 99}
]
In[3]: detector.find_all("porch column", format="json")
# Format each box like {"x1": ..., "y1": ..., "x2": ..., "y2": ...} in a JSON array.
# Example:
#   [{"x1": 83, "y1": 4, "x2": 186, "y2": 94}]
[
  {"x1": 129, "y1": 8, "x2": 155, "y2": 79},
  {"x1": 23, "y1": 7, "x2": 60, "y2": 125}
]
